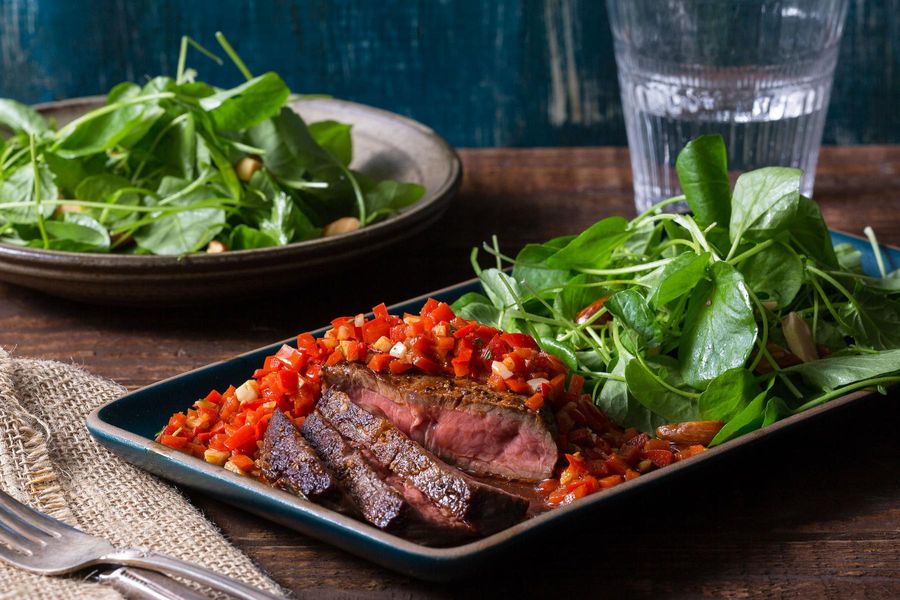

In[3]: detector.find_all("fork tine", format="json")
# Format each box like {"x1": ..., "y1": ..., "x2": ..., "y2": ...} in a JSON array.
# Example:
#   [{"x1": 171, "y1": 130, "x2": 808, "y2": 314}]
[
  {"x1": 0, "y1": 519, "x2": 37, "y2": 557},
  {"x1": 0, "y1": 490, "x2": 70, "y2": 538},
  {"x1": 0, "y1": 505, "x2": 53, "y2": 543}
]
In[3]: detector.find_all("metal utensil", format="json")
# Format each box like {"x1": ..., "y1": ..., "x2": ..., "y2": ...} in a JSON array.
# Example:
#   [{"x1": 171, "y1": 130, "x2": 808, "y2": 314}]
[
  {"x1": 0, "y1": 489, "x2": 278, "y2": 600},
  {"x1": 98, "y1": 567, "x2": 208, "y2": 600}
]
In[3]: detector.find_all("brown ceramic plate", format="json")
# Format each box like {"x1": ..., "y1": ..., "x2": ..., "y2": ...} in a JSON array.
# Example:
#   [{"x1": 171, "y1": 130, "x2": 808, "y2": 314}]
[{"x1": 0, "y1": 97, "x2": 461, "y2": 306}]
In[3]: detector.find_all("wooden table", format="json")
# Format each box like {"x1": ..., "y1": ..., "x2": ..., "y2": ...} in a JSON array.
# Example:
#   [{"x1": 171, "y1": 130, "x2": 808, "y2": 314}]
[{"x1": 1, "y1": 147, "x2": 898, "y2": 598}]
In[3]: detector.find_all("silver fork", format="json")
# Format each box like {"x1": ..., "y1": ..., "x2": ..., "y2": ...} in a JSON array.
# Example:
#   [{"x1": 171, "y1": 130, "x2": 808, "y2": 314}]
[{"x1": 0, "y1": 489, "x2": 279, "y2": 599}]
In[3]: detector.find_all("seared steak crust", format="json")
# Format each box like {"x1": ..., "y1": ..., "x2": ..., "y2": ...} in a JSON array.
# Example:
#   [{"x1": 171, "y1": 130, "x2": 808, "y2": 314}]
[
  {"x1": 323, "y1": 363, "x2": 558, "y2": 481},
  {"x1": 317, "y1": 389, "x2": 528, "y2": 534},
  {"x1": 301, "y1": 411, "x2": 407, "y2": 530},
  {"x1": 260, "y1": 409, "x2": 335, "y2": 499}
]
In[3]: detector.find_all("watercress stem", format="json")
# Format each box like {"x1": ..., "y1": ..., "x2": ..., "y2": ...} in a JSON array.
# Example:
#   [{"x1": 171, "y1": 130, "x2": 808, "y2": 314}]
[
  {"x1": 577, "y1": 257, "x2": 673, "y2": 276},
  {"x1": 215, "y1": 31, "x2": 253, "y2": 80},
  {"x1": 29, "y1": 134, "x2": 49, "y2": 249},
  {"x1": 863, "y1": 226, "x2": 887, "y2": 278},
  {"x1": 728, "y1": 238, "x2": 775, "y2": 266},
  {"x1": 791, "y1": 375, "x2": 900, "y2": 413}
]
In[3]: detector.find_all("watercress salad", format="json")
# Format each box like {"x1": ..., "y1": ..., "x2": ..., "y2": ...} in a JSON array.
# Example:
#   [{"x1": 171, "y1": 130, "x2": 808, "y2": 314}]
[
  {"x1": 457, "y1": 135, "x2": 900, "y2": 445},
  {"x1": 0, "y1": 33, "x2": 425, "y2": 255}
]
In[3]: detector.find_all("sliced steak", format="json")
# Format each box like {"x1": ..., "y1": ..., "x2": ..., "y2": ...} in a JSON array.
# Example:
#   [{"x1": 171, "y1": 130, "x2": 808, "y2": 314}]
[
  {"x1": 323, "y1": 363, "x2": 558, "y2": 481},
  {"x1": 317, "y1": 388, "x2": 528, "y2": 534},
  {"x1": 259, "y1": 409, "x2": 335, "y2": 500},
  {"x1": 301, "y1": 411, "x2": 407, "y2": 530}
]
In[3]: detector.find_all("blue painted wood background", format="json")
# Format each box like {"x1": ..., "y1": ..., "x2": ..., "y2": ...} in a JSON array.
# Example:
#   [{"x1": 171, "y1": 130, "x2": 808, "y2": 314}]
[{"x1": 0, "y1": 0, "x2": 896, "y2": 147}]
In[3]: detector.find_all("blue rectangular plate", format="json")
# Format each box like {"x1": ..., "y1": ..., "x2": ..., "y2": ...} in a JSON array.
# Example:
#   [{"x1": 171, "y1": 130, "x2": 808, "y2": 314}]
[{"x1": 87, "y1": 231, "x2": 898, "y2": 581}]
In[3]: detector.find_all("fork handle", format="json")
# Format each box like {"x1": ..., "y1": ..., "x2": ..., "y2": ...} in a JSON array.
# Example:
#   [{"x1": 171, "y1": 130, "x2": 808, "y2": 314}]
[
  {"x1": 99, "y1": 567, "x2": 208, "y2": 600},
  {"x1": 100, "y1": 549, "x2": 280, "y2": 600}
]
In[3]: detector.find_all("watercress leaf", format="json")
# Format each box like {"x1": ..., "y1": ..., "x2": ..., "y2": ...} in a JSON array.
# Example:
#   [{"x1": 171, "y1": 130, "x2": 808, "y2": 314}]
[
  {"x1": 133, "y1": 178, "x2": 225, "y2": 255},
  {"x1": 228, "y1": 225, "x2": 279, "y2": 250},
  {"x1": 699, "y1": 367, "x2": 760, "y2": 421},
  {"x1": 834, "y1": 242, "x2": 863, "y2": 272},
  {"x1": 308, "y1": 120, "x2": 352, "y2": 166},
  {"x1": 729, "y1": 166, "x2": 801, "y2": 244},
  {"x1": 625, "y1": 359, "x2": 700, "y2": 422},
  {"x1": 606, "y1": 289, "x2": 662, "y2": 348},
  {"x1": 544, "y1": 234, "x2": 576, "y2": 249},
  {"x1": 133, "y1": 206, "x2": 225, "y2": 255},
  {"x1": 156, "y1": 112, "x2": 197, "y2": 179},
  {"x1": 650, "y1": 252, "x2": 710, "y2": 308},
  {"x1": 679, "y1": 261, "x2": 757, "y2": 388},
  {"x1": 709, "y1": 388, "x2": 768, "y2": 446},
  {"x1": 675, "y1": 134, "x2": 730, "y2": 228},
  {"x1": 479, "y1": 268, "x2": 523, "y2": 311},
  {"x1": 512, "y1": 244, "x2": 571, "y2": 294},
  {"x1": 199, "y1": 72, "x2": 290, "y2": 132},
  {"x1": 260, "y1": 191, "x2": 319, "y2": 244},
  {"x1": 762, "y1": 397, "x2": 792, "y2": 427},
  {"x1": 783, "y1": 348, "x2": 900, "y2": 390},
  {"x1": 738, "y1": 241, "x2": 803, "y2": 308},
  {"x1": 451, "y1": 292, "x2": 502, "y2": 327},
  {"x1": 55, "y1": 83, "x2": 160, "y2": 158},
  {"x1": 537, "y1": 337, "x2": 579, "y2": 372},
  {"x1": 43, "y1": 212, "x2": 110, "y2": 251},
  {"x1": 74, "y1": 173, "x2": 141, "y2": 227},
  {"x1": 788, "y1": 195, "x2": 838, "y2": 268},
  {"x1": 0, "y1": 99, "x2": 49, "y2": 135},
  {"x1": 360, "y1": 177, "x2": 425, "y2": 223},
  {"x1": 0, "y1": 162, "x2": 57, "y2": 224},
  {"x1": 554, "y1": 273, "x2": 605, "y2": 320},
  {"x1": 246, "y1": 107, "x2": 331, "y2": 183},
  {"x1": 596, "y1": 351, "x2": 665, "y2": 433},
  {"x1": 622, "y1": 221, "x2": 662, "y2": 257},
  {"x1": 840, "y1": 287, "x2": 900, "y2": 350},
  {"x1": 74, "y1": 173, "x2": 132, "y2": 202},
  {"x1": 456, "y1": 301, "x2": 501, "y2": 328},
  {"x1": 545, "y1": 217, "x2": 630, "y2": 270},
  {"x1": 44, "y1": 151, "x2": 94, "y2": 195}
]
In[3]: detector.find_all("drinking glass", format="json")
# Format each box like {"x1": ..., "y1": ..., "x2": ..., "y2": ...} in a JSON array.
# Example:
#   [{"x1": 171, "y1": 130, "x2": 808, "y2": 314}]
[{"x1": 606, "y1": 0, "x2": 849, "y2": 212}]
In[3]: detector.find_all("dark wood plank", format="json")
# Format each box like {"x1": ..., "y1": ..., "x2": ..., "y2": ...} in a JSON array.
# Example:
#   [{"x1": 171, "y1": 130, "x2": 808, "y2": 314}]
[{"x1": 0, "y1": 146, "x2": 898, "y2": 598}]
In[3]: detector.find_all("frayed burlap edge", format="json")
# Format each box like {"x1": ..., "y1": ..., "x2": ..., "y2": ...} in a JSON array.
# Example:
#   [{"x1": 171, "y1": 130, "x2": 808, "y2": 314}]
[{"x1": 0, "y1": 348, "x2": 285, "y2": 599}]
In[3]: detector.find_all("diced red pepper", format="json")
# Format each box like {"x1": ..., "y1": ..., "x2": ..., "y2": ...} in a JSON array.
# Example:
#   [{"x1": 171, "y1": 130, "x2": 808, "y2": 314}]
[
  {"x1": 159, "y1": 434, "x2": 188, "y2": 449},
  {"x1": 275, "y1": 344, "x2": 306, "y2": 371},
  {"x1": 645, "y1": 449, "x2": 674, "y2": 467},
  {"x1": 389, "y1": 360, "x2": 414, "y2": 374},
  {"x1": 230, "y1": 453, "x2": 255, "y2": 472},
  {"x1": 224, "y1": 424, "x2": 258, "y2": 454},
  {"x1": 413, "y1": 354, "x2": 442, "y2": 375},
  {"x1": 368, "y1": 353, "x2": 394, "y2": 373},
  {"x1": 525, "y1": 392, "x2": 545, "y2": 411},
  {"x1": 500, "y1": 332, "x2": 538, "y2": 349}
]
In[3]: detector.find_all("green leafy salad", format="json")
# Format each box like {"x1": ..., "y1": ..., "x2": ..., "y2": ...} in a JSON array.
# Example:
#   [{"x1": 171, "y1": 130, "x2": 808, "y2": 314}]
[
  {"x1": 455, "y1": 135, "x2": 900, "y2": 445},
  {"x1": 0, "y1": 33, "x2": 424, "y2": 255}
]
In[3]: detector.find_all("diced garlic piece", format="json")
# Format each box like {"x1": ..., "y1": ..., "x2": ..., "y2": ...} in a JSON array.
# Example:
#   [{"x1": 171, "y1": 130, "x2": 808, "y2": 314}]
[
  {"x1": 354, "y1": 313, "x2": 365, "y2": 327},
  {"x1": 432, "y1": 324, "x2": 448, "y2": 337},
  {"x1": 389, "y1": 342, "x2": 407, "y2": 358},
  {"x1": 204, "y1": 448, "x2": 230, "y2": 466},
  {"x1": 224, "y1": 460, "x2": 245, "y2": 475},
  {"x1": 492, "y1": 360, "x2": 514, "y2": 380},
  {"x1": 373, "y1": 336, "x2": 392, "y2": 352},
  {"x1": 235, "y1": 379, "x2": 259, "y2": 404},
  {"x1": 527, "y1": 377, "x2": 550, "y2": 392}
]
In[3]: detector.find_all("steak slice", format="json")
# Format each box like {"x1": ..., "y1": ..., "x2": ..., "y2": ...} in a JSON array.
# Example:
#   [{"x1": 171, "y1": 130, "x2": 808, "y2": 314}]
[
  {"x1": 323, "y1": 363, "x2": 558, "y2": 481},
  {"x1": 317, "y1": 388, "x2": 528, "y2": 534},
  {"x1": 301, "y1": 411, "x2": 407, "y2": 530},
  {"x1": 259, "y1": 409, "x2": 335, "y2": 500}
]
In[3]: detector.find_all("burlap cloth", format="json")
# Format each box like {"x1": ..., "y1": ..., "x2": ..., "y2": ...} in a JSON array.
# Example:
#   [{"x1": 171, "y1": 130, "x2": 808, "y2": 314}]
[{"x1": 0, "y1": 348, "x2": 285, "y2": 599}]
